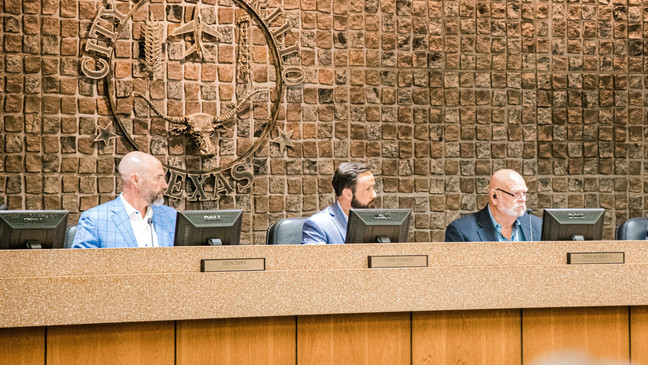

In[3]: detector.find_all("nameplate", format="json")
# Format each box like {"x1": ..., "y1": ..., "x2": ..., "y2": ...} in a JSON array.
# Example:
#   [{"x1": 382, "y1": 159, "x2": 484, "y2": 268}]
[
  {"x1": 567, "y1": 252, "x2": 625, "y2": 265},
  {"x1": 201, "y1": 258, "x2": 265, "y2": 272},
  {"x1": 368, "y1": 255, "x2": 428, "y2": 268}
]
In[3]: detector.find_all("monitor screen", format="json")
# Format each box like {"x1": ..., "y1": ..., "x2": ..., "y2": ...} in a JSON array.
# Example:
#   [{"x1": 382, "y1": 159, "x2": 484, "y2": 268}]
[
  {"x1": 174, "y1": 210, "x2": 243, "y2": 246},
  {"x1": 0, "y1": 210, "x2": 69, "y2": 249},
  {"x1": 345, "y1": 209, "x2": 411, "y2": 244},
  {"x1": 541, "y1": 208, "x2": 605, "y2": 241}
]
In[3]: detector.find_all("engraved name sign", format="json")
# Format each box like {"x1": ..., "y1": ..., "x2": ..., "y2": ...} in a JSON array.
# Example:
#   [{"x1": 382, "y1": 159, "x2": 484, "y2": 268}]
[
  {"x1": 368, "y1": 255, "x2": 428, "y2": 268},
  {"x1": 567, "y1": 252, "x2": 625, "y2": 265},
  {"x1": 201, "y1": 258, "x2": 265, "y2": 272}
]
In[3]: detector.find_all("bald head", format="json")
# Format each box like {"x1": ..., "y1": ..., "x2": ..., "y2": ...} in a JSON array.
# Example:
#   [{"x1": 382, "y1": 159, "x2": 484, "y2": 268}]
[
  {"x1": 489, "y1": 169, "x2": 528, "y2": 220},
  {"x1": 489, "y1": 169, "x2": 526, "y2": 192},
  {"x1": 119, "y1": 151, "x2": 163, "y2": 183},
  {"x1": 118, "y1": 152, "x2": 168, "y2": 212}
]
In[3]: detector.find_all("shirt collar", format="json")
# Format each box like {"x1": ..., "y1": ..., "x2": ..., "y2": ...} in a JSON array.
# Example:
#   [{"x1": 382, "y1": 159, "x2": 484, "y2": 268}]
[
  {"x1": 120, "y1": 194, "x2": 153, "y2": 221},
  {"x1": 337, "y1": 201, "x2": 348, "y2": 223}
]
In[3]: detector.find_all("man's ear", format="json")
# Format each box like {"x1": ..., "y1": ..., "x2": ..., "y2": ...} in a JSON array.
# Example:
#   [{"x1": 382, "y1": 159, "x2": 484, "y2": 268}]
[
  {"x1": 342, "y1": 187, "x2": 353, "y2": 200},
  {"x1": 490, "y1": 189, "x2": 498, "y2": 206},
  {"x1": 131, "y1": 173, "x2": 140, "y2": 187}
]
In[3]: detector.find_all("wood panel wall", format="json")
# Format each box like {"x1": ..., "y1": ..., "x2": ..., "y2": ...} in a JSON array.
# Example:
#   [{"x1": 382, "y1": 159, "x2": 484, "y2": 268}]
[
  {"x1": 177, "y1": 317, "x2": 296, "y2": 365},
  {"x1": 0, "y1": 327, "x2": 44, "y2": 365},
  {"x1": 47, "y1": 322, "x2": 175, "y2": 365},
  {"x1": 522, "y1": 307, "x2": 629, "y2": 364},
  {"x1": 297, "y1": 313, "x2": 410, "y2": 365},
  {"x1": 0, "y1": 307, "x2": 642, "y2": 365},
  {"x1": 412, "y1": 309, "x2": 521, "y2": 365},
  {"x1": 631, "y1": 306, "x2": 648, "y2": 364}
]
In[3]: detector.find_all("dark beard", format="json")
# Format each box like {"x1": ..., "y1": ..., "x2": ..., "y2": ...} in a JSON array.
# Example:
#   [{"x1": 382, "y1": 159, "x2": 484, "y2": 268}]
[{"x1": 351, "y1": 194, "x2": 372, "y2": 209}]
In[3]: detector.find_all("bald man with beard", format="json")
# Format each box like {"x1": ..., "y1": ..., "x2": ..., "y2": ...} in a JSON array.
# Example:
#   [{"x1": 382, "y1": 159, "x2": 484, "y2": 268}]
[
  {"x1": 72, "y1": 151, "x2": 177, "y2": 248},
  {"x1": 445, "y1": 169, "x2": 542, "y2": 242}
]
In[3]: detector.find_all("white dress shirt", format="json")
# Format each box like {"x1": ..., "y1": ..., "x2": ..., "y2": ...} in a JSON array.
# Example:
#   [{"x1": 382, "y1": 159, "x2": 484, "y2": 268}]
[{"x1": 120, "y1": 195, "x2": 158, "y2": 247}]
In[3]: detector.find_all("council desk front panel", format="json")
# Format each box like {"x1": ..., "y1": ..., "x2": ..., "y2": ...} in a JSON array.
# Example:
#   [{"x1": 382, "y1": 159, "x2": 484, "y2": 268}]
[{"x1": 1, "y1": 242, "x2": 646, "y2": 364}]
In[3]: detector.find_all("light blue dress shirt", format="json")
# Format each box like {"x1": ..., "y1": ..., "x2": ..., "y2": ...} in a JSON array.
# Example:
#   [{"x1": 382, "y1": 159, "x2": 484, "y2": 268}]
[{"x1": 488, "y1": 207, "x2": 526, "y2": 242}]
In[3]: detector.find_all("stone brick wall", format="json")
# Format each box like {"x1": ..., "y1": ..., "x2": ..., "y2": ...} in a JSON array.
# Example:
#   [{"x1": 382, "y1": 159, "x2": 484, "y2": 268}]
[{"x1": 2, "y1": 0, "x2": 644, "y2": 243}]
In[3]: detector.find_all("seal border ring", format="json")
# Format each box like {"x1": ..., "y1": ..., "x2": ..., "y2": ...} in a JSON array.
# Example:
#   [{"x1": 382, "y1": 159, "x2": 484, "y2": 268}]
[{"x1": 105, "y1": 0, "x2": 284, "y2": 175}]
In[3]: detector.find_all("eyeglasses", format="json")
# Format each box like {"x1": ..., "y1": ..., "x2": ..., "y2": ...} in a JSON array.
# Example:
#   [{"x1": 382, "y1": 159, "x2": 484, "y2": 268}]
[{"x1": 496, "y1": 188, "x2": 528, "y2": 200}]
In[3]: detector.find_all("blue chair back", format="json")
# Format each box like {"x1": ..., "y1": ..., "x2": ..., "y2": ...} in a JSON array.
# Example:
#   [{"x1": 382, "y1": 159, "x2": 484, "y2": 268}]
[
  {"x1": 266, "y1": 217, "x2": 308, "y2": 245},
  {"x1": 615, "y1": 217, "x2": 648, "y2": 240}
]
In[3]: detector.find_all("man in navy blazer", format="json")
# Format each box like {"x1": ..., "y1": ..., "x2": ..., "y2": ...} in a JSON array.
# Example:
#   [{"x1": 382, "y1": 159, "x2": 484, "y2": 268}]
[
  {"x1": 72, "y1": 151, "x2": 177, "y2": 248},
  {"x1": 302, "y1": 162, "x2": 377, "y2": 244},
  {"x1": 445, "y1": 169, "x2": 542, "y2": 242}
]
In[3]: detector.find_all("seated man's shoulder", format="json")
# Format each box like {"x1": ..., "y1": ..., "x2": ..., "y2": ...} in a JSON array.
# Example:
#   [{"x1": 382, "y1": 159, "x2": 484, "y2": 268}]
[
  {"x1": 310, "y1": 206, "x2": 331, "y2": 218},
  {"x1": 80, "y1": 198, "x2": 119, "y2": 217},
  {"x1": 154, "y1": 204, "x2": 177, "y2": 214},
  {"x1": 153, "y1": 204, "x2": 177, "y2": 220},
  {"x1": 307, "y1": 206, "x2": 338, "y2": 225},
  {"x1": 445, "y1": 210, "x2": 482, "y2": 242},
  {"x1": 73, "y1": 199, "x2": 121, "y2": 248},
  {"x1": 448, "y1": 212, "x2": 479, "y2": 227},
  {"x1": 301, "y1": 206, "x2": 335, "y2": 244}
]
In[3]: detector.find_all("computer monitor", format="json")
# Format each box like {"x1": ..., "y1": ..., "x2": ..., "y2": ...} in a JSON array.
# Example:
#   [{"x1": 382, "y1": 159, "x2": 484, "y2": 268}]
[
  {"x1": 0, "y1": 210, "x2": 69, "y2": 249},
  {"x1": 345, "y1": 209, "x2": 411, "y2": 244},
  {"x1": 174, "y1": 210, "x2": 243, "y2": 246},
  {"x1": 541, "y1": 208, "x2": 605, "y2": 241}
]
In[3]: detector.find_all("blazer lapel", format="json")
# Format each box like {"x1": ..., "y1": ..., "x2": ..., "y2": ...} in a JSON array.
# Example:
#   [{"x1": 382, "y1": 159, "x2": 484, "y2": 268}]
[
  {"x1": 476, "y1": 205, "x2": 498, "y2": 242},
  {"x1": 111, "y1": 200, "x2": 137, "y2": 247},
  {"x1": 518, "y1": 213, "x2": 536, "y2": 242},
  {"x1": 329, "y1": 204, "x2": 347, "y2": 243},
  {"x1": 152, "y1": 206, "x2": 172, "y2": 246}
]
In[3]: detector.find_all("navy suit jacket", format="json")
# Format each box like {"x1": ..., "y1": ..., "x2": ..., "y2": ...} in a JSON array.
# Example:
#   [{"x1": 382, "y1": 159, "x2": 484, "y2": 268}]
[
  {"x1": 445, "y1": 204, "x2": 542, "y2": 242},
  {"x1": 72, "y1": 196, "x2": 177, "y2": 248},
  {"x1": 301, "y1": 203, "x2": 347, "y2": 244}
]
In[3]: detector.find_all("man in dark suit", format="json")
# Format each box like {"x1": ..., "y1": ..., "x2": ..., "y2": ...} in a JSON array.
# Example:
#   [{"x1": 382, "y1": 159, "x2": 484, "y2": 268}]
[
  {"x1": 445, "y1": 169, "x2": 542, "y2": 242},
  {"x1": 301, "y1": 162, "x2": 377, "y2": 244}
]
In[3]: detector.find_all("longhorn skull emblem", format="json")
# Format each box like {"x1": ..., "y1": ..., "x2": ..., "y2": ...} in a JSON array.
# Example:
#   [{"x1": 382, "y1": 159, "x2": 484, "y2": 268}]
[{"x1": 133, "y1": 89, "x2": 266, "y2": 156}]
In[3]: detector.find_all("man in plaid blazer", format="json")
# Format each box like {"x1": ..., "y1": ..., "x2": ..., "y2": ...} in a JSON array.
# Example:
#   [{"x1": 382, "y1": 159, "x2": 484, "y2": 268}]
[{"x1": 72, "y1": 152, "x2": 177, "y2": 248}]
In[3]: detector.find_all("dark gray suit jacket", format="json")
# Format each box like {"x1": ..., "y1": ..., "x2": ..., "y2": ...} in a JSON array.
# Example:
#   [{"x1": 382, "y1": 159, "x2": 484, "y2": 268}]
[{"x1": 445, "y1": 204, "x2": 542, "y2": 242}]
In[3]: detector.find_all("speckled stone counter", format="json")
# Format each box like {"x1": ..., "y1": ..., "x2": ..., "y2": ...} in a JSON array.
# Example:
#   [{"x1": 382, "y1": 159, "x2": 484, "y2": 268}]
[{"x1": 1, "y1": 241, "x2": 646, "y2": 328}]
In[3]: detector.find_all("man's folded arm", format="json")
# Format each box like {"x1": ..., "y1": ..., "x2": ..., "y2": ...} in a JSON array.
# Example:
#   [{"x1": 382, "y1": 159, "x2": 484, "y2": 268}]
[
  {"x1": 71, "y1": 212, "x2": 100, "y2": 249},
  {"x1": 444, "y1": 222, "x2": 466, "y2": 242},
  {"x1": 301, "y1": 219, "x2": 327, "y2": 244}
]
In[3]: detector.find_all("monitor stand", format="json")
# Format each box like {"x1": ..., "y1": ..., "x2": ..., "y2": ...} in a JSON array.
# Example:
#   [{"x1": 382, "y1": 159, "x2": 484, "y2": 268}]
[
  {"x1": 571, "y1": 235, "x2": 585, "y2": 241},
  {"x1": 26, "y1": 241, "x2": 42, "y2": 249},
  {"x1": 376, "y1": 236, "x2": 391, "y2": 243},
  {"x1": 207, "y1": 238, "x2": 223, "y2": 246}
]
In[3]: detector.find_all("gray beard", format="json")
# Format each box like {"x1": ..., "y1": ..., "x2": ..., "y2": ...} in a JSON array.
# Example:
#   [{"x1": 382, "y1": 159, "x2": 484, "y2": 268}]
[
  {"x1": 144, "y1": 188, "x2": 164, "y2": 207},
  {"x1": 499, "y1": 203, "x2": 526, "y2": 218},
  {"x1": 151, "y1": 196, "x2": 164, "y2": 206}
]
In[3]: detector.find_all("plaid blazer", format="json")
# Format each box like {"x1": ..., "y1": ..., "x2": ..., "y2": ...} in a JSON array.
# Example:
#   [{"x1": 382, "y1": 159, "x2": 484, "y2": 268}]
[{"x1": 72, "y1": 196, "x2": 177, "y2": 248}]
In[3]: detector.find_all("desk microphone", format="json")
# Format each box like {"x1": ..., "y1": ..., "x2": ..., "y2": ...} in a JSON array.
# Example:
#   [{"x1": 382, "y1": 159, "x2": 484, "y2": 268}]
[
  {"x1": 527, "y1": 209, "x2": 533, "y2": 241},
  {"x1": 147, "y1": 218, "x2": 154, "y2": 247}
]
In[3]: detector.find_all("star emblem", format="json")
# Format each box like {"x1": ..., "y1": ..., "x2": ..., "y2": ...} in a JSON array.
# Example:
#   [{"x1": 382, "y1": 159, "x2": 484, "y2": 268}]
[
  {"x1": 93, "y1": 124, "x2": 118, "y2": 144},
  {"x1": 271, "y1": 127, "x2": 294, "y2": 154}
]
